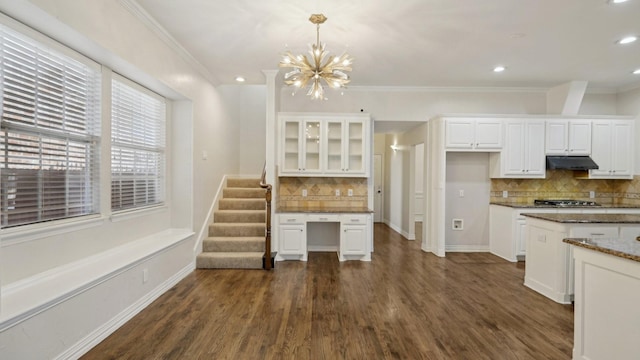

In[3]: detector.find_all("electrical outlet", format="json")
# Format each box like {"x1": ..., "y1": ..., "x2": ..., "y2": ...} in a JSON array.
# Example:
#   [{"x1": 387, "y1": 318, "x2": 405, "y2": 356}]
[
  {"x1": 589, "y1": 191, "x2": 595, "y2": 198},
  {"x1": 348, "y1": 189, "x2": 353, "y2": 197},
  {"x1": 459, "y1": 189, "x2": 464, "y2": 197},
  {"x1": 452, "y1": 219, "x2": 463, "y2": 230},
  {"x1": 335, "y1": 189, "x2": 340, "y2": 196},
  {"x1": 502, "y1": 190, "x2": 508, "y2": 198},
  {"x1": 302, "y1": 189, "x2": 307, "y2": 197},
  {"x1": 143, "y1": 269, "x2": 148, "y2": 283}
]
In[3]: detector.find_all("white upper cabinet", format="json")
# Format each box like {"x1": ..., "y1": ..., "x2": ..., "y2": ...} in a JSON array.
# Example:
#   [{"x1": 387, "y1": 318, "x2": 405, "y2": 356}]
[
  {"x1": 280, "y1": 118, "x2": 322, "y2": 174},
  {"x1": 491, "y1": 119, "x2": 545, "y2": 178},
  {"x1": 278, "y1": 113, "x2": 370, "y2": 177},
  {"x1": 589, "y1": 120, "x2": 634, "y2": 179},
  {"x1": 324, "y1": 119, "x2": 366, "y2": 175},
  {"x1": 445, "y1": 118, "x2": 503, "y2": 151},
  {"x1": 545, "y1": 119, "x2": 591, "y2": 155}
]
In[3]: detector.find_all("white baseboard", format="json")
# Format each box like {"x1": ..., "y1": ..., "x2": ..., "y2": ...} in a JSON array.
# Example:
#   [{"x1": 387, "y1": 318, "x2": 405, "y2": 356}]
[
  {"x1": 308, "y1": 245, "x2": 339, "y2": 252},
  {"x1": 55, "y1": 262, "x2": 195, "y2": 360},
  {"x1": 445, "y1": 244, "x2": 490, "y2": 252},
  {"x1": 384, "y1": 220, "x2": 408, "y2": 239}
]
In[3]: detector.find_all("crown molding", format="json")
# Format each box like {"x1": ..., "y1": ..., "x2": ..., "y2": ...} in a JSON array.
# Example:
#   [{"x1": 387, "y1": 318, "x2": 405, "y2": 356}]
[
  {"x1": 617, "y1": 81, "x2": 640, "y2": 94},
  {"x1": 118, "y1": 0, "x2": 219, "y2": 86},
  {"x1": 341, "y1": 85, "x2": 549, "y2": 93}
]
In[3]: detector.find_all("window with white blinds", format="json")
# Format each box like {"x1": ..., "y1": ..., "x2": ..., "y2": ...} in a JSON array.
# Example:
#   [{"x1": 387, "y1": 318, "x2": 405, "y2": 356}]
[
  {"x1": 111, "y1": 76, "x2": 166, "y2": 211},
  {"x1": 0, "y1": 24, "x2": 101, "y2": 228}
]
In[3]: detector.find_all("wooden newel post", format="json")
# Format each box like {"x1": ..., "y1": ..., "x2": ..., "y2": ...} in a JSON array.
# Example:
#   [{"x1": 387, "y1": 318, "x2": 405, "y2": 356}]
[{"x1": 264, "y1": 186, "x2": 272, "y2": 270}]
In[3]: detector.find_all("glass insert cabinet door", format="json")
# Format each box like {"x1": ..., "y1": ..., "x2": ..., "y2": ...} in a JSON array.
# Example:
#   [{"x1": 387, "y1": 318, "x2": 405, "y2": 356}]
[
  {"x1": 282, "y1": 119, "x2": 301, "y2": 172},
  {"x1": 346, "y1": 120, "x2": 364, "y2": 172},
  {"x1": 303, "y1": 120, "x2": 321, "y2": 172},
  {"x1": 325, "y1": 120, "x2": 343, "y2": 172}
]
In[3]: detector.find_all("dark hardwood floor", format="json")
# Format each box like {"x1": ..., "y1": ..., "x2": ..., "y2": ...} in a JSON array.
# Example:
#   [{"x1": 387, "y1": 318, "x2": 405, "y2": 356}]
[{"x1": 82, "y1": 224, "x2": 573, "y2": 360}]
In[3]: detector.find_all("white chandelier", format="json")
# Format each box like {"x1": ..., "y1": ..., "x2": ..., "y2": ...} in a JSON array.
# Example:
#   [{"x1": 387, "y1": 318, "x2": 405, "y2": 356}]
[{"x1": 279, "y1": 14, "x2": 353, "y2": 100}]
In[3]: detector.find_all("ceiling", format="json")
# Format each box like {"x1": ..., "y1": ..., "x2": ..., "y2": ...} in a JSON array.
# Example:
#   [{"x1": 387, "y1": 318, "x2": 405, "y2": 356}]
[{"x1": 135, "y1": 0, "x2": 640, "y2": 92}]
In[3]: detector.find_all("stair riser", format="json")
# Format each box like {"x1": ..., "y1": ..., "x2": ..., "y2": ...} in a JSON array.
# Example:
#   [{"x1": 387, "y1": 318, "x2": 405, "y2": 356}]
[
  {"x1": 203, "y1": 239, "x2": 264, "y2": 252},
  {"x1": 223, "y1": 188, "x2": 266, "y2": 199},
  {"x1": 209, "y1": 225, "x2": 265, "y2": 237},
  {"x1": 227, "y1": 179, "x2": 261, "y2": 188},
  {"x1": 196, "y1": 256, "x2": 263, "y2": 269},
  {"x1": 214, "y1": 212, "x2": 265, "y2": 223},
  {"x1": 219, "y1": 200, "x2": 265, "y2": 210}
]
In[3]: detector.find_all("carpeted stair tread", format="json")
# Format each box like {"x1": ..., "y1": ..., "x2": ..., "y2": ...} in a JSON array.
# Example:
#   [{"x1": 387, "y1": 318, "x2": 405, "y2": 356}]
[
  {"x1": 197, "y1": 177, "x2": 270, "y2": 270},
  {"x1": 209, "y1": 222, "x2": 265, "y2": 237},
  {"x1": 203, "y1": 237, "x2": 265, "y2": 252},
  {"x1": 196, "y1": 252, "x2": 264, "y2": 269},
  {"x1": 214, "y1": 210, "x2": 265, "y2": 223},
  {"x1": 223, "y1": 187, "x2": 266, "y2": 199},
  {"x1": 219, "y1": 198, "x2": 265, "y2": 210},
  {"x1": 227, "y1": 178, "x2": 261, "y2": 188}
]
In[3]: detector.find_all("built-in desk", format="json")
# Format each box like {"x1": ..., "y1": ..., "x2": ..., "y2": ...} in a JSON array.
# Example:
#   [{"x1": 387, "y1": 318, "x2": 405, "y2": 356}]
[{"x1": 275, "y1": 207, "x2": 373, "y2": 262}]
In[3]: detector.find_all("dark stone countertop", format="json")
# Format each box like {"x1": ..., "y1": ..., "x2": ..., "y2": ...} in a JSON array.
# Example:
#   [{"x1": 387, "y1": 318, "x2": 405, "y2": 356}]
[
  {"x1": 563, "y1": 237, "x2": 640, "y2": 263},
  {"x1": 521, "y1": 213, "x2": 640, "y2": 224},
  {"x1": 276, "y1": 206, "x2": 373, "y2": 214},
  {"x1": 490, "y1": 201, "x2": 640, "y2": 209}
]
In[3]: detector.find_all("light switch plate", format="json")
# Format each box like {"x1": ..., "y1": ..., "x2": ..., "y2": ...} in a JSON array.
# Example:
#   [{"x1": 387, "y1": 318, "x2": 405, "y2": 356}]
[{"x1": 302, "y1": 189, "x2": 307, "y2": 197}]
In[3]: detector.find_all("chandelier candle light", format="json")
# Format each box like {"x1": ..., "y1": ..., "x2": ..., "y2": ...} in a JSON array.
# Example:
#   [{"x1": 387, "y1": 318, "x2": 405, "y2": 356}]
[{"x1": 279, "y1": 13, "x2": 353, "y2": 100}]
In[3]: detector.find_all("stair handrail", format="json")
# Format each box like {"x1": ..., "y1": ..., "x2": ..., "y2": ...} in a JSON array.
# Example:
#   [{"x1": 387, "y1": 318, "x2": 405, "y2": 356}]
[{"x1": 259, "y1": 162, "x2": 273, "y2": 270}]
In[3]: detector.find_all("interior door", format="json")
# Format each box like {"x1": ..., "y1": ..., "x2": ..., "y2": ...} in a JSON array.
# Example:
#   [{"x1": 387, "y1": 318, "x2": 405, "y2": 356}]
[{"x1": 373, "y1": 154, "x2": 383, "y2": 222}]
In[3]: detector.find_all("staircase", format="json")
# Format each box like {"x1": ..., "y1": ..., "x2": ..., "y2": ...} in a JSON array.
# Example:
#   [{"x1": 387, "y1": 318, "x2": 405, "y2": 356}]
[{"x1": 196, "y1": 178, "x2": 267, "y2": 269}]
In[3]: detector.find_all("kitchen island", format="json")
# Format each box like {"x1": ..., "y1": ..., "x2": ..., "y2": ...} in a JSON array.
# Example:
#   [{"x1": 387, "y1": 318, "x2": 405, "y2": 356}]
[
  {"x1": 521, "y1": 213, "x2": 640, "y2": 304},
  {"x1": 489, "y1": 202, "x2": 640, "y2": 262},
  {"x1": 563, "y1": 237, "x2": 640, "y2": 360}
]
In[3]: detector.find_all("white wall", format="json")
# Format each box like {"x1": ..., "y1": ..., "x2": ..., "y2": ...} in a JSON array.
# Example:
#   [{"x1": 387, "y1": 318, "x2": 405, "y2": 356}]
[
  {"x1": 0, "y1": 0, "x2": 242, "y2": 358},
  {"x1": 219, "y1": 85, "x2": 267, "y2": 174},
  {"x1": 445, "y1": 152, "x2": 491, "y2": 251},
  {"x1": 281, "y1": 87, "x2": 548, "y2": 120},
  {"x1": 617, "y1": 87, "x2": 640, "y2": 174},
  {"x1": 385, "y1": 134, "x2": 403, "y2": 233}
]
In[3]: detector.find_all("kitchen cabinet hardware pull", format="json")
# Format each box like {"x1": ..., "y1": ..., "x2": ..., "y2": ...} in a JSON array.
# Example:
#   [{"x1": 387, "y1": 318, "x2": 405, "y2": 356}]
[
  {"x1": 319, "y1": 217, "x2": 328, "y2": 221},
  {"x1": 351, "y1": 219, "x2": 360, "y2": 222},
  {"x1": 590, "y1": 233, "x2": 605, "y2": 236},
  {"x1": 287, "y1": 219, "x2": 296, "y2": 222}
]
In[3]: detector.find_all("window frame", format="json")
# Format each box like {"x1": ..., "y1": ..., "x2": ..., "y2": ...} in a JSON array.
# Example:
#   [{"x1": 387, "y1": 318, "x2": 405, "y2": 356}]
[{"x1": 0, "y1": 21, "x2": 102, "y2": 229}]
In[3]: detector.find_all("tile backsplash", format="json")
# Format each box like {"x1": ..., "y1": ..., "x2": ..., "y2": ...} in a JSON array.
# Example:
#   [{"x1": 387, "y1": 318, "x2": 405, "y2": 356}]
[
  {"x1": 490, "y1": 170, "x2": 640, "y2": 206},
  {"x1": 278, "y1": 177, "x2": 368, "y2": 208}
]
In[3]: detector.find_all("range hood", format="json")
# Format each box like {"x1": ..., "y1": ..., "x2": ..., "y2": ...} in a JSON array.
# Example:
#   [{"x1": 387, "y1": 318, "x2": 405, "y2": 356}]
[{"x1": 546, "y1": 156, "x2": 599, "y2": 170}]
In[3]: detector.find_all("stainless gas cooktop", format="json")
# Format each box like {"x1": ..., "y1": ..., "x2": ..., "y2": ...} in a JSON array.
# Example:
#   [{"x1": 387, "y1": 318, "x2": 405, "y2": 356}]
[{"x1": 534, "y1": 199, "x2": 600, "y2": 207}]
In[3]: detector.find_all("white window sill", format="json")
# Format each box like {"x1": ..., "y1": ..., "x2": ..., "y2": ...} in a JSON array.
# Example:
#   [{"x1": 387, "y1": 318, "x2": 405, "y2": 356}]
[{"x1": 1, "y1": 215, "x2": 106, "y2": 247}]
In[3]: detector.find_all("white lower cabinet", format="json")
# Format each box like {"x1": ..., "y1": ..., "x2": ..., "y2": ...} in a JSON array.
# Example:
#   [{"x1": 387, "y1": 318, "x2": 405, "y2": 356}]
[
  {"x1": 339, "y1": 214, "x2": 371, "y2": 261},
  {"x1": 278, "y1": 214, "x2": 307, "y2": 261},
  {"x1": 276, "y1": 213, "x2": 372, "y2": 262}
]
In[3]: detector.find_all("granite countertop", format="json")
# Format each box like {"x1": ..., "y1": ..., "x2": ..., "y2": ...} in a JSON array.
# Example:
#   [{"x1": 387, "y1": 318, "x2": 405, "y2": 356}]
[
  {"x1": 490, "y1": 202, "x2": 640, "y2": 209},
  {"x1": 521, "y1": 213, "x2": 640, "y2": 224},
  {"x1": 277, "y1": 206, "x2": 373, "y2": 214},
  {"x1": 563, "y1": 237, "x2": 640, "y2": 263}
]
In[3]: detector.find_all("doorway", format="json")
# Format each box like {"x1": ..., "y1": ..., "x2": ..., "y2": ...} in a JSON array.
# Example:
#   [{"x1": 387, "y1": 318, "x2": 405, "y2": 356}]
[{"x1": 373, "y1": 154, "x2": 383, "y2": 223}]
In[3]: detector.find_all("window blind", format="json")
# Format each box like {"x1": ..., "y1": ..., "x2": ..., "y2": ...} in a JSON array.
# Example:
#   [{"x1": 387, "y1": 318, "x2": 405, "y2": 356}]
[
  {"x1": 111, "y1": 76, "x2": 165, "y2": 211},
  {"x1": 0, "y1": 24, "x2": 101, "y2": 228}
]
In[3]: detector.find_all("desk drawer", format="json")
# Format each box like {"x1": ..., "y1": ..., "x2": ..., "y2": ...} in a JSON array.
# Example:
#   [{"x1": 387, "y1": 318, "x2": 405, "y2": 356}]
[
  {"x1": 340, "y1": 214, "x2": 368, "y2": 224},
  {"x1": 279, "y1": 214, "x2": 305, "y2": 224},
  {"x1": 307, "y1": 214, "x2": 340, "y2": 222}
]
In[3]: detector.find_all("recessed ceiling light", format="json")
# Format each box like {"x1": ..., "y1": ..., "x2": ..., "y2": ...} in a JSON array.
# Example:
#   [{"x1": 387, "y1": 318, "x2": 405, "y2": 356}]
[
  {"x1": 633, "y1": 69, "x2": 640, "y2": 75},
  {"x1": 610, "y1": 0, "x2": 629, "y2": 3},
  {"x1": 235, "y1": 76, "x2": 246, "y2": 82},
  {"x1": 493, "y1": 66, "x2": 506, "y2": 73},
  {"x1": 618, "y1": 36, "x2": 637, "y2": 44}
]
